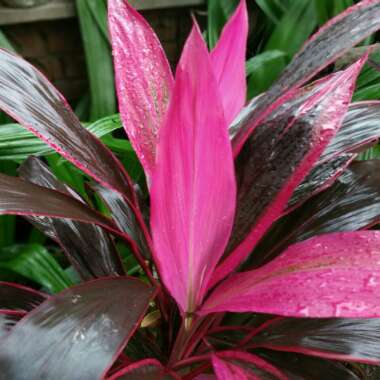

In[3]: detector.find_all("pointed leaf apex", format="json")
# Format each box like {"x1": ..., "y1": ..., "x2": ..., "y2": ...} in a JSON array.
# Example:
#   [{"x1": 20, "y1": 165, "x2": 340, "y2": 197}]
[{"x1": 109, "y1": 0, "x2": 173, "y2": 178}]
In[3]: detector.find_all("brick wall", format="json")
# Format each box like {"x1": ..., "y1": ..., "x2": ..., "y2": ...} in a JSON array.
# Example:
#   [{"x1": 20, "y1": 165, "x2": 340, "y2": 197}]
[{"x1": 2, "y1": 7, "x2": 194, "y2": 103}]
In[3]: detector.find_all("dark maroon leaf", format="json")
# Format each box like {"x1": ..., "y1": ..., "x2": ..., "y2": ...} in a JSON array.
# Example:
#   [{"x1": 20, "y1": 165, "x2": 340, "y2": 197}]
[
  {"x1": 53, "y1": 219, "x2": 125, "y2": 279},
  {"x1": 250, "y1": 160, "x2": 380, "y2": 268},
  {"x1": 253, "y1": 318, "x2": 380, "y2": 364},
  {"x1": 0, "y1": 49, "x2": 135, "y2": 201},
  {"x1": 0, "y1": 277, "x2": 156, "y2": 380},
  {"x1": 19, "y1": 157, "x2": 125, "y2": 280},
  {"x1": 287, "y1": 154, "x2": 355, "y2": 210},
  {"x1": 289, "y1": 101, "x2": 380, "y2": 209},
  {"x1": 0, "y1": 282, "x2": 46, "y2": 313},
  {"x1": 93, "y1": 184, "x2": 151, "y2": 258},
  {"x1": 107, "y1": 359, "x2": 178, "y2": 380},
  {"x1": 0, "y1": 282, "x2": 47, "y2": 339},
  {"x1": 321, "y1": 101, "x2": 380, "y2": 161},
  {"x1": 258, "y1": 350, "x2": 360, "y2": 380},
  {"x1": 212, "y1": 62, "x2": 363, "y2": 284},
  {"x1": 0, "y1": 172, "x2": 126, "y2": 238},
  {"x1": 231, "y1": 0, "x2": 380, "y2": 153}
]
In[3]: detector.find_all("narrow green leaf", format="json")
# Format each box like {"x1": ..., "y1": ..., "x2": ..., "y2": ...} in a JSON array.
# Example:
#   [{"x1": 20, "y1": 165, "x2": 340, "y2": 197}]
[
  {"x1": 0, "y1": 29, "x2": 15, "y2": 52},
  {"x1": 358, "y1": 145, "x2": 380, "y2": 161},
  {"x1": 246, "y1": 50, "x2": 287, "y2": 98},
  {"x1": 0, "y1": 114, "x2": 122, "y2": 161},
  {"x1": 76, "y1": 0, "x2": 116, "y2": 120},
  {"x1": 264, "y1": 0, "x2": 317, "y2": 56},
  {"x1": 85, "y1": 0, "x2": 109, "y2": 41},
  {"x1": 353, "y1": 83, "x2": 380, "y2": 101},
  {"x1": 207, "y1": 0, "x2": 239, "y2": 49},
  {"x1": 255, "y1": 0, "x2": 288, "y2": 24},
  {"x1": 0, "y1": 244, "x2": 73, "y2": 293}
]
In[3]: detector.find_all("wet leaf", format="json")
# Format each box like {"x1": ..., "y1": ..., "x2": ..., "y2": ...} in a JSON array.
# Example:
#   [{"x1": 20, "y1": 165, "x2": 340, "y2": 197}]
[{"x1": 0, "y1": 277, "x2": 156, "y2": 380}]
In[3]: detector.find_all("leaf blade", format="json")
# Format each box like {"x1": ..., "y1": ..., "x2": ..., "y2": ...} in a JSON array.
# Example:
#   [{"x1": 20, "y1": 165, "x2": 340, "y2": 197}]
[
  {"x1": 108, "y1": 0, "x2": 174, "y2": 178},
  {"x1": 0, "y1": 277, "x2": 156, "y2": 380},
  {"x1": 150, "y1": 25, "x2": 236, "y2": 313},
  {"x1": 202, "y1": 231, "x2": 380, "y2": 318}
]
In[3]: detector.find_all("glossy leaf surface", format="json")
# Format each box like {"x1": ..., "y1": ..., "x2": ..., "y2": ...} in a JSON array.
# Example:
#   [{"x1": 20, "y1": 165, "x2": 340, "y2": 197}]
[
  {"x1": 109, "y1": 0, "x2": 173, "y2": 178},
  {"x1": 231, "y1": 0, "x2": 380, "y2": 153},
  {"x1": 150, "y1": 26, "x2": 236, "y2": 313},
  {"x1": 0, "y1": 172, "x2": 123, "y2": 237},
  {"x1": 259, "y1": 350, "x2": 360, "y2": 380},
  {"x1": 0, "y1": 49, "x2": 134, "y2": 199},
  {"x1": 212, "y1": 59, "x2": 364, "y2": 285},
  {"x1": 0, "y1": 282, "x2": 46, "y2": 314},
  {"x1": 108, "y1": 359, "x2": 177, "y2": 380},
  {"x1": 321, "y1": 101, "x2": 380, "y2": 160},
  {"x1": 202, "y1": 231, "x2": 380, "y2": 318},
  {"x1": 252, "y1": 161, "x2": 380, "y2": 267},
  {"x1": 210, "y1": 0, "x2": 248, "y2": 125},
  {"x1": 94, "y1": 184, "x2": 150, "y2": 258},
  {"x1": 19, "y1": 157, "x2": 126, "y2": 280},
  {"x1": 254, "y1": 317, "x2": 380, "y2": 364},
  {"x1": 0, "y1": 277, "x2": 156, "y2": 380},
  {"x1": 287, "y1": 153, "x2": 355, "y2": 210},
  {"x1": 287, "y1": 99, "x2": 380, "y2": 209},
  {"x1": 212, "y1": 351, "x2": 289, "y2": 380}
]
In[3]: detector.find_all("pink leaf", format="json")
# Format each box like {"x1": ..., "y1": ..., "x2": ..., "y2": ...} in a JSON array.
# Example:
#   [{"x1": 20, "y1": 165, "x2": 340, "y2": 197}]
[
  {"x1": 109, "y1": 0, "x2": 174, "y2": 178},
  {"x1": 211, "y1": 55, "x2": 367, "y2": 287},
  {"x1": 231, "y1": 0, "x2": 380, "y2": 154},
  {"x1": 212, "y1": 351, "x2": 289, "y2": 380},
  {"x1": 150, "y1": 25, "x2": 236, "y2": 313},
  {"x1": 201, "y1": 231, "x2": 380, "y2": 318},
  {"x1": 211, "y1": 0, "x2": 248, "y2": 125},
  {"x1": 212, "y1": 355, "x2": 250, "y2": 380}
]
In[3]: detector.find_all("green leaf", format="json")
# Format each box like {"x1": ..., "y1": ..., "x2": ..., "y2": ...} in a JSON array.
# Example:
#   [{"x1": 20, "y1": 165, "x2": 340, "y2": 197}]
[
  {"x1": 0, "y1": 114, "x2": 123, "y2": 161},
  {"x1": 46, "y1": 154, "x2": 88, "y2": 201},
  {"x1": 207, "y1": 0, "x2": 239, "y2": 49},
  {"x1": 0, "y1": 161, "x2": 17, "y2": 246},
  {"x1": 255, "y1": 0, "x2": 288, "y2": 24},
  {"x1": 76, "y1": 0, "x2": 116, "y2": 120},
  {"x1": 86, "y1": 0, "x2": 109, "y2": 41},
  {"x1": 358, "y1": 145, "x2": 380, "y2": 161},
  {"x1": 246, "y1": 50, "x2": 287, "y2": 98},
  {"x1": 314, "y1": 0, "x2": 353, "y2": 25},
  {"x1": 0, "y1": 29, "x2": 15, "y2": 52},
  {"x1": 353, "y1": 83, "x2": 380, "y2": 101},
  {"x1": 264, "y1": 0, "x2": 317, "y2": 56},
  {"x1": 0, "y1": 244, "x2": 73, "y2": 293}
]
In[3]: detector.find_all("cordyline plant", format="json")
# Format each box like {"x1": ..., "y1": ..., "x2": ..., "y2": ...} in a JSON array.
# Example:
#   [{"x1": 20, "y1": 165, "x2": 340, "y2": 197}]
[{"x1": 2, "y1": 0, "x2": 380, "y2": 379}]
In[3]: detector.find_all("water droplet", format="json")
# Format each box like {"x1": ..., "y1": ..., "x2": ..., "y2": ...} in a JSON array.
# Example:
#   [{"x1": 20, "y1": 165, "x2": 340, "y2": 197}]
[{"x1": 71, "y1": 295, "x2": 82, "y2": 304}]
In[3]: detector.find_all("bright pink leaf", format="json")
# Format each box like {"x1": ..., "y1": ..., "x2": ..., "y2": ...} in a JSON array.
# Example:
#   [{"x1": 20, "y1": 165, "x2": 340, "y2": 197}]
[
  {"x1": 109, "y1": 0, "x2": 174, "y2": 178},
  {"x1": 211, "y1": 0, "x2": 248, "y2": 125},
  {"x1": 150, "y1": 25, "x2": 236, "y2": 314},
  {"x1": 231, "y1": 0, "x2": 380, "y2": 154},
  {"x1": 213, "y1": 351, "x2": 289, "y2": 380},
  {"x1": 212, "y1": 355, "x2": 250, "y2": 380},
  {"x1": 211, "y1": 55, "x2": 367, "y2": 287},
  {"x1": 201, "y1": 231, "x2": 380, "y2": 318}
]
